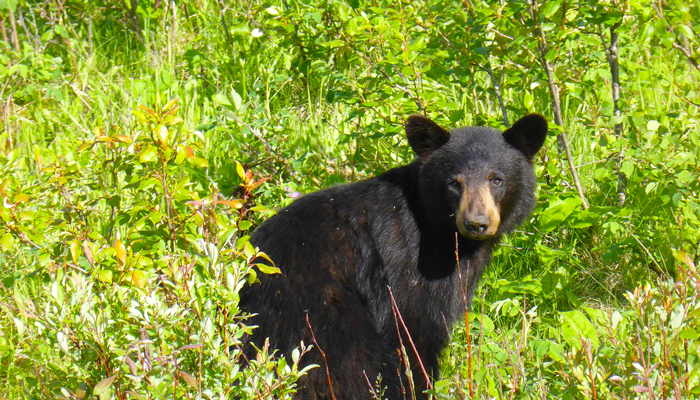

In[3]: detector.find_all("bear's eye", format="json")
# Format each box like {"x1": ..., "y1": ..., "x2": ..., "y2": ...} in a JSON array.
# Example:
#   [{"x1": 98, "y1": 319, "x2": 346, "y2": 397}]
[
  {"x1": 491, "y1": 176, "x2": 504, "y2": 186},
  {"x1": 447, "y1": 179, "x2": 461, "y2": 190}
]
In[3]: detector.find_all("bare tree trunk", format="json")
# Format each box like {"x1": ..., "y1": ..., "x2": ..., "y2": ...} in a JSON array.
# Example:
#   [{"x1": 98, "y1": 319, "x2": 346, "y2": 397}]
[
  {"x1": 8, "y1": 7, "x2": 20, "y2": 52},
  {"x1": 602, "y1": 22, "x2": 627, "y2": 206},
  {"x1": 529, "y1": 1, "x2": 589, "y2": 210},
  {"x1": 598, "y1": 22, "x2": 626, "y2": 206},
  {"x1": 486, "y1": 62, "x2": 509, "y2": 126},
  {"x1": 0, "y1": 17, "x2": 7, "y2": 48}
]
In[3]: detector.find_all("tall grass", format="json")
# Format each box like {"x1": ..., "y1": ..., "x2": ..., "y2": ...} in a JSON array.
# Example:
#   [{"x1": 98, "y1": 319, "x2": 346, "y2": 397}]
[{"x1": 1, "y1": 0, "x2": 699, "y2": 398}]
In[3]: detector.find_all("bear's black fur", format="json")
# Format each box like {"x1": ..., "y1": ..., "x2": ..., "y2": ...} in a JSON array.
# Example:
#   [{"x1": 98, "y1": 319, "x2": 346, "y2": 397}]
[{"x1": 239, "y1": 114, "x2": 547, "y2": 399}]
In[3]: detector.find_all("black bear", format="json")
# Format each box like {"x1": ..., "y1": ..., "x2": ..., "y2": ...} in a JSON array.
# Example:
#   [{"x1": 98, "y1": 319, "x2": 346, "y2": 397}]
[{"x1": 240, "y1": 114, "x2": 547, "y2": 399}]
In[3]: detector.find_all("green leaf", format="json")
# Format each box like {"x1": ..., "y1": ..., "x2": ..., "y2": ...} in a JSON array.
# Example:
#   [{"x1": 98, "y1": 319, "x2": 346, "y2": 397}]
[
  {"x1": 547, "y1": 341, "x2": 565, "y2": 362},
  {"x1": 57, "y1": 331, "x2": 69, "y2": 353},
  {"x1": 156, "y1": 124, "x2": 169, "y2": 148},
  {"x1": 610, "y1": 115, "x2": 624, "y2": 125},
  {"x1": 542, "y1": 22, "x2": 557, "y2": 32},
  {"x1": 70, "y1": 240, "x2": 81, "y2": 263},
  {"x1": 239, "y1": 220, "x2": 252, "y2": 230},
  {"x1": 224, "y1": 89, "x2": 242, "y2": 110},
  {"x1": 474, "y1": 314, "x2": 494, "y2": 334},
  {"x1": 256, "y1": 263, "x2": 281, "y2": 275},
  {"x1": 138, "y1": 145, "x2": 158, "y2": 163},
  {"x1": 676, "y1": 170, "x2": 694, "y2": 183},
  {"x1": 115, "y1": 240, "x2": 126, "y2": 266},
  {"x1": 96, "y1": 269, "x2": 113, "y2": 284},
  {"x1": 55, "y1": 24, "x2": 68, "y2": 38},
  {"x1": 187, "y1": 156, "x2": 209, "y2": 168},
  {"x1": 534, "y1": 339, "x2": 550, "y2": 360},
  {"x1": 125, "y1": 270, "x2": 148, "y2": 289},
  {"x1": 645, "y1": 182, "x2": 657, "y2": 194},
  {"x1": 93, "y1": 376, "x2": 115, "y2": 399},
  {"x1": 492, "y1": 276, "x2": 542, "y2": 297},
  {"x1": 0, "y1": 232, "x2": 15, "y2": 251},
  {"x1": 560, "y1": 310, "x2": 600, "y2": 350},
  {"x1": 611, "y1": 310, "x2": 623, "y2": 329},
  {"x1": 13, "y1": 317, "x2": 25, "y2": 337},
  {"x1": 621, "y1": 160, "x2": 635, "y2": 177},
  {"x1": 568, "y1": 207, "x2": 602, "y2": 229},
  {"x1": 174, "y1": 146, "x2": 187, "y2": 164},
  {"x1": 538, "y1": 197, "x2": 582, "y2": 234},
  {"x1": 178, "y1": 371, "x2": 198, "y2": 387},
  {"x1": 672, "y1": 248, "x2": 696, "y2": 271},
  {"x1": 148, "y1": 211, "x2": 162, "y2": 224},
  {"x1": 679, "y1": 328, "x2": 699, "y2": 340},
  {"x1": 646, "y1": 120, "x2": 661, "y2": 131},
  {"x1": 541, "y1": 1, "x2": 561, "y2": 18},
  {"x1": 670, "y1": 305, "x2": 684, "y2": 329},
  {"x1": 127, "y1": 392, "x2": 147, "y2": 400},
  {"x1": 214, "y1": 93, "x2": 231, "y2": 108}
]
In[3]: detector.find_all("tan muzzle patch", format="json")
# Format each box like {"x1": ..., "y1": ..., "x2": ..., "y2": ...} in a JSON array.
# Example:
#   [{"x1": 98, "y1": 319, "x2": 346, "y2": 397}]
[{"x1": 456, "y1": 183, "x2": 500, "y2": 239}]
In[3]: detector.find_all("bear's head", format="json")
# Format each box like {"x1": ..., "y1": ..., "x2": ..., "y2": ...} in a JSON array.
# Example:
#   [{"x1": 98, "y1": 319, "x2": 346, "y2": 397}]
[{"x1": 406, "y1": 114, "x2": 547, "y2": 240}]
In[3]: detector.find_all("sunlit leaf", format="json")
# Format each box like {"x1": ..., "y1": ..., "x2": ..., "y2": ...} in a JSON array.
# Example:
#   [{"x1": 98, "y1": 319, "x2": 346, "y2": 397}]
[
  {"x1": 187, "y1": 156, "x2": 209, "y2": 168},
  {"x1": 96, "y1": 269, "x2": 112, "y2": 283},
  {"x1": 178, "y1": 371, "x2": 198, "y2": 387},
  {"x1": 0, "y1": 232, "x2": 15, "y2": 251},
  {"x1": 256, "y1": 263, "x2": 281, "y2": 275},
  {"x1": 157, "y1": 124, "x2": 169, "y2": 149},
  {"x1": 163, "y1": 115, "x2": 183, "y2": 126},
  {"x1": 128, "y1": 391, "x2": 149, "y2": 400},
  {"x1": 218, "y1": 199, "x2": 244, "y2": 209},
  {"x1": 132, "y1": 108, "x2": 147, "y2": 124},
  {"x1": 115, "y1": 240, "x2": 126, "y2": 266},
  {"x1": 13, "y1": 317, "x2": 25, "y2": 337},
  {"x1": 82, "y1": 241, "x2": 94, "y2": 265},
  {"x1": 138, "y1": 145, "x2": 158, "y2": 163},
  {"x1": 538, "y1": 197, "x2": 582, "y2": 234},
  {"x1": 125, "y1": 270, "x2": 148, "y2": 289},
  {"x1": 672, "y1": 248, "x2": 696, "y2": 272},
  {"x1": 162, "y1": 98, "x2": 180, "y2": 115},
  {"x1": 214, "y1": 93, "x2": 232, "y2": 108},
  {"x1": 70, "y1": 240, "x2": 81, "y2": 264},
  {"x1": 560, "y1": 310, "x2": 600, "y2": 350},
  {"x1": 93, "y1": 376, "x2": 115, "y2": 398},
  {"x1": 114, "y1": 135, "x2": 133, "y2": 144},
  {"x1": 14, "y1": 193, "x2": 30, "y2": 203},
  {"x1": 33, "y1": 145, "x2": 43, "y2": 170}
]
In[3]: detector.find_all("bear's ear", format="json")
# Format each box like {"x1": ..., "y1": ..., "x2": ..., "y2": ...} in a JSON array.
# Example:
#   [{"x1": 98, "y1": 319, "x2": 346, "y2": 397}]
[
  {"x1": 405, "y1": 115, "x2": 451, "y2": 158},
  {"x1": 502, "y1": 114, "x2": 548, "y2": 161}
]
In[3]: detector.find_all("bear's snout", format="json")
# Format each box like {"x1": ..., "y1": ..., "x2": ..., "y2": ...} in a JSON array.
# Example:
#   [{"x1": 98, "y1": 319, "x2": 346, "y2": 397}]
[
  {"x1": 456, "y1": 182, "x2": 501, "y2": 239},
  {"x1": 465, "y1": 214, "x2": 491, "y2": 236}
]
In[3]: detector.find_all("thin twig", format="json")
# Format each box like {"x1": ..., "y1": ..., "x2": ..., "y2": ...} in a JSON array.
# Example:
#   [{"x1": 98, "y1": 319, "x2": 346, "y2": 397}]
[
  {"x1": 387, "y1": 286, "x2": 433, "y2": 392},
  {"x1": 305, "y1": 312, "x2": 336, "y2": 400},
  {"x1": 529, "y1": 1, "x2": 589, "y2": 209},
  {"x1": 390, "y1": 293, "x2": 415, "y2": 399},
  {"x1": 362, "y1": 370, "x2": 381, "y2": 400},
  {"x1": 454, "y1": 233, "x2": 473, "y2": 397}
]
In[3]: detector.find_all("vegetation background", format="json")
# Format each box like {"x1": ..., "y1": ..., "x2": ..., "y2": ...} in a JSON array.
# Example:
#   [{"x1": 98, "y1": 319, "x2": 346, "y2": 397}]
[{"x1": 1, "y1": 0, "x2": 698, "y2": 398}]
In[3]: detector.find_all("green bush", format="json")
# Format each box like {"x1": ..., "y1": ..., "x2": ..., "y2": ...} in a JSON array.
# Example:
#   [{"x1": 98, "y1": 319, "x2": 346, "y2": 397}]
[
  {"x1": 0, "y1": 99, "x2": 310, "y2": 398},
  {"x1": 1, "y1": 0, "x2": 699, "y2": 398}
]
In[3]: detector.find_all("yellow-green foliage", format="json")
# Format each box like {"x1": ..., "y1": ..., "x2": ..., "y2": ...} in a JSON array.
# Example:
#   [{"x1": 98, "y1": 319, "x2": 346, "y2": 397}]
[{"x1": 1, "y1": 0, "x2": 699, "y2": 398}]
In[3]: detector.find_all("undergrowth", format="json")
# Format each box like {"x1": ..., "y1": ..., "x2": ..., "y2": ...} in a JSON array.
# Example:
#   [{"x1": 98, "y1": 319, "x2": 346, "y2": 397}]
[{"x1": 1, "y1": 0, "x2": 699, "y2": 398}]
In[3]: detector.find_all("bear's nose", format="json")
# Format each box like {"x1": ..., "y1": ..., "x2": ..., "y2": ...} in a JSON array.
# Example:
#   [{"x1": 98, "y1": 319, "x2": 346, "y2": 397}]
[{"x1": 466, "y1": 215, "x2": 490, "y2": 235}]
